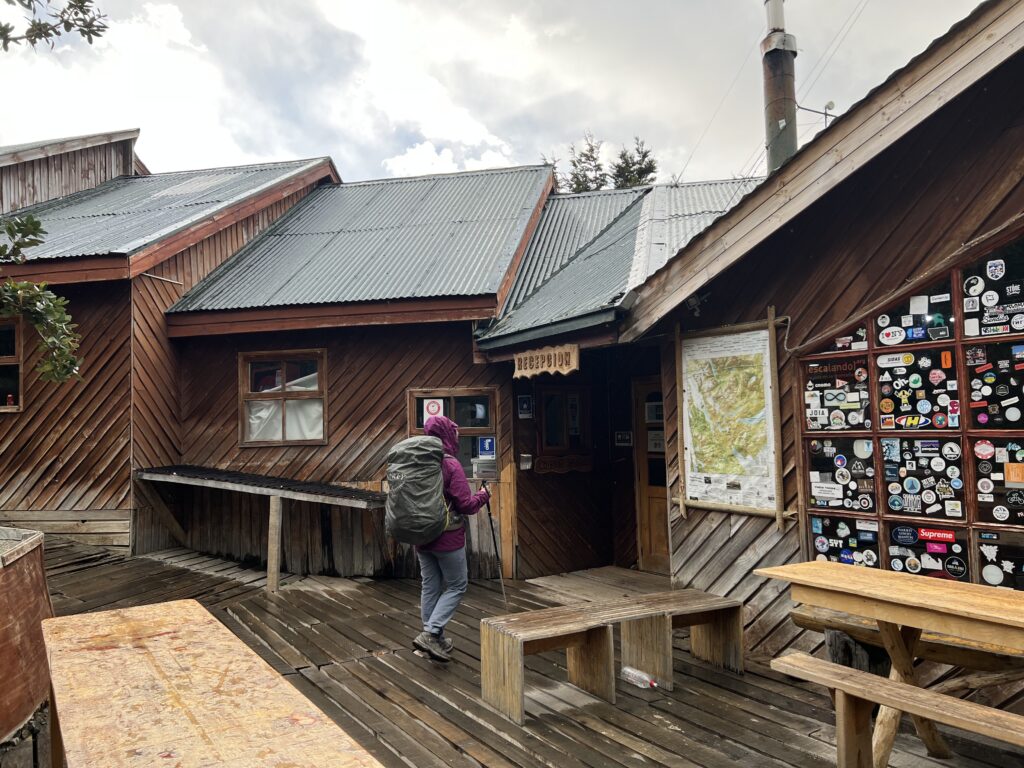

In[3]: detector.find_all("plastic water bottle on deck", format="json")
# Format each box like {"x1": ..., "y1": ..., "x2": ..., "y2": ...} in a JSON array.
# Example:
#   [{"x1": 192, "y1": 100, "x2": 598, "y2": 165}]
[{"x1": 620, "y1": 666, "x2": 658, "y2": 689}]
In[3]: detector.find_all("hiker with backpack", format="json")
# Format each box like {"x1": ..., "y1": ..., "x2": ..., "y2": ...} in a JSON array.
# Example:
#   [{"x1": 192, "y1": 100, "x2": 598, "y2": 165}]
[{"x1": 384, "y1": 414, "x2": 490, "y2": 661}]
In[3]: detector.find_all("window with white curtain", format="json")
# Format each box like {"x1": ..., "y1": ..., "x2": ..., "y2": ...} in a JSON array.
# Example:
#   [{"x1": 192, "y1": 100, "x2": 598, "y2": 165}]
[{"x1": 239, "y1": 351, "x2": 326, "y2": 445}]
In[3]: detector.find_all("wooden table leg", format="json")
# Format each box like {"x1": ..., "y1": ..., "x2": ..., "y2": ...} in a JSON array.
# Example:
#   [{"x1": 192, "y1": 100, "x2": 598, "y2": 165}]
[
  {"x1": 689, "y1": 606, "x2": 745, "y2": 673},
  {"x1": 480, "y1": 622, "x2": 526, "y2": 725},
  {"x1": 836, "y1": 690, "x2": 873, "y2": 768},
  {"x1": 621, "y1": 614, "x2": 674, "y2": 690},
  {"x1": 49, "y1": 684, "x2": 63, "y2": 768},
  {"x1": 567, "y1": 625, "x2": 616, "y2": 704},
  {"x1": 872, "y1": 622, "x2": 952, "y2": 767},
  {"x1": 267, "y1": 495, "x2": 283, "y2": 594}
]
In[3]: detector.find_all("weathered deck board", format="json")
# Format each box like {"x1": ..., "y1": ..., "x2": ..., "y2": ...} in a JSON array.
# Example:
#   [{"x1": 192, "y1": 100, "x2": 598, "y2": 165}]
[{"x1": 39, "y1": 539, "x2": 1024, "y2": 768}]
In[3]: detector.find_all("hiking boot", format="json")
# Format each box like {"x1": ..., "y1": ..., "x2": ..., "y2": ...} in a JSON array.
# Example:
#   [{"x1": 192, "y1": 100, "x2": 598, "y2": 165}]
[
  {"x1": 439, "y1": 635, "x2": 454, "y2": 654},
  {"x1": 413, "y1": 631, "x2": 451, "y2": 661}
]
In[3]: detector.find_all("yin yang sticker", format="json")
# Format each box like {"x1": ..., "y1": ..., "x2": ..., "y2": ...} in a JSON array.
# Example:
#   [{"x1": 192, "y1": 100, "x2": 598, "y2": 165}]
[
  {"x1": 875, "y1": 283, "x2": 952, "y2": 345},
  {"x1": 976, "y1": 529, "x2": 1024, "y2": 590},
  {"x1": 810, "y1": 515, "x2": 879, "y2": 567},
  {"x1": 807, "y1": 438, "x2": 875, "y2": 511},
  {"x1": 875, "y1": 348, "x2": 957, "y2": 430},
  {"x1": 880, "y1": 438, "x2": 964, "y2": 519},
  {"x1": 965, "y1": 341, "x2": 1024, "y2": 429},
  {"x1": 972, "y1": 438, "x2": 1024, "y2": 526},
  {"x1": 804, "y1": 356, "x2": 871, "y2": 431},
  {"x1": 887, "y1": 524, "x2": 968, "y2": 581},
  {"x1": 962, "y1": 247, "x2": 1024, "y2": 338}
]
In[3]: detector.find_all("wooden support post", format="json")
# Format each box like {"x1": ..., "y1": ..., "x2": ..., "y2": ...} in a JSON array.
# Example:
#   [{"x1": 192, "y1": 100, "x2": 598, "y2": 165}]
[
  {"x1": 621, "y1": 614, "x2": 674, "y2": 690},
  {"x1": 480, "y1": 622, "x2": 526, "y2": 725},
  {"x1": 49, "y1": 685, "x2": 63, "y2": 768},
  {"x1": 674, "y1": 321, "x2": 688, "y2": 523},
  {"x1": 689, "y1": 605, "x2": 745, "y2": 673},
  {"x1": 566, "y1": 625, "x2": 616, "y2": 704},
  {"x1": 135, "y1": 479, "x2": 188, "y2": 547},
  {"x1": 267, "y1": 495, "x2": 283, "y2": 594},
  {"x1": 872, "y1": 622, "x2": 951, "y2": 767},
  {"x1": 766, "y1": 305, "x2": 786, "y2": 531},
  {"x1": 835, "y1": 690, "x2": 873, "y2": 768}
]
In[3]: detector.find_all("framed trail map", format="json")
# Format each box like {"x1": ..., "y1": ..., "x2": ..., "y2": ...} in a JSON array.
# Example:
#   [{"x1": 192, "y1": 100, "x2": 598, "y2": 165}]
[{"x1": 681, "y1": 329, "x2": 779, "y2": 510}]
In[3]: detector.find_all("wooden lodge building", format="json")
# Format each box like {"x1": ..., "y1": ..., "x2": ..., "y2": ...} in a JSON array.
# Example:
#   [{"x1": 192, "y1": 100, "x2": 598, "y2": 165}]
[{"x1": 3, "y1": 0, "x2": 1024, "y2": 660}]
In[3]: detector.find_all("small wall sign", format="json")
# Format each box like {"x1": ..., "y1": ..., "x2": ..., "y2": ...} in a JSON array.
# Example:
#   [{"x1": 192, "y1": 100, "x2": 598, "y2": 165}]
[
  {"x1": 423, "y1": 397, "x2": 444, "y2": 422},
  {"x1": 513, "y1": 344, "x2": 580, "y2": 379},
  {"x1": 517, "y1": 394, "x2": 534, "y2": 419},
  {"x1": 478, "y1": 436, "x2": 496, "y2": 459},
  {"x1": 614, "y1": 431, "x2": 633, "y2": 447}
]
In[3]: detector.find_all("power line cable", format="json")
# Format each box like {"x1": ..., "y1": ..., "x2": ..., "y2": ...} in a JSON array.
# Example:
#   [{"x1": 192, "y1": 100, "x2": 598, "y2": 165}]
[{"x1": 800, "y1": 0, "x2": 871, "y2": 101}]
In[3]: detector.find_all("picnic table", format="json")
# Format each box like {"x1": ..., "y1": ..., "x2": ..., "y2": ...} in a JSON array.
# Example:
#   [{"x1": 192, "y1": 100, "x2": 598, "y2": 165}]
[
  {"x1": 42, "y1": 599, "x2": 383, "y2": 767},
  {"x1": 757, "y1": 561, "x2": 1024, "y2": 767}
]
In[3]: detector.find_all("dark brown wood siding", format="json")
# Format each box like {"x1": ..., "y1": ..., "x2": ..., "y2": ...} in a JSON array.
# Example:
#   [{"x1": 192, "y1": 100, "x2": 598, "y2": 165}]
[
  {"x1": 0, "y1": 282, "x2": 132, "y2": 546},
  {"x1": 166, "y1": 323, "x2": 512, "y2": 577},
  {"x1": 130, "y1": 186, "x2": 319, "y2": 554},
  {"x1": 0, "y1": 139, "x2": 134, "y2": 213},
  {"x1": 665, "y1": 54, "x2": 1024, "y2": 670}
]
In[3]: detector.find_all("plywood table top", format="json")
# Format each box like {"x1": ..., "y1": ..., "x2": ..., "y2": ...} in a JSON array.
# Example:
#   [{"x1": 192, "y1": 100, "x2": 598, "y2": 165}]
[
  {"x1": 756, "y1": 561, "x2": 1024, "y2": 652},
  {"x1": 42, "y1": 599, "x2": 383, "y2": 768}
]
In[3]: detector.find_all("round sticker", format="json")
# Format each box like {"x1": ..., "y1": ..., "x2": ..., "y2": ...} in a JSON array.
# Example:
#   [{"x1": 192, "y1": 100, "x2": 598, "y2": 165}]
[
  {"x1": 933, "y1": 413, "x2": 948, "y2": 428},
  {"x1": 921, "y1": 489, "x2": 937, "y2": 505},
  {"x1": 843, "y1": 498, "x2": 853, "y2": 509},
  {"x1": 891, "y1": 558, "x2": 904, "y2": 571},
  {"x1": 877, "y1": 314, "x2": 891, "y2": 328},
  {"x1": 858, "y1": 495, "x2": 872, "y2": 510},
  {"x1": 880, "y1": 399, "x2": 895, "y2": 414},
  {"x1": 887, "y1": 482, "x2": 902, "y2": 494},
  {"x1": 978, "y1": 460, "x2": 994, "y2": 474},
  {"x1": 835, "y1": 468, "x2": 852, "y2": 484},
  {"x1": 888, "y1": 495, "x2": 904, "y2": 511},
  {"x1": 916, "y1": 400, "x2": 932, "y2": 415},
  {"x1": 978, "y1": 412, "x2": 990, "y2": 425},
  {"x1": 830, "y1": 410, "x2": 846, "y2": 427},
  {"x1": 981, "y1": 290, "x2": 1000, "y2": 308},
  {"x1": 952, "y1": 543, "x2": 962, "y2": 554},
  {"x1": 879, "y1": 327, "x2": 907, "y2": 346},
  {"x1": 942, "y1": 442, "x2": 961, "y2": 460},
  {"x1": 881, "y1": 383, "x2": 894, "y2": 396},
  {"x1": 854, "y1": 367, "x2": 868, "y2": 382},
  {"x1": 945, "y1": 557, "x2": 967, "y2": 579},
  {"x1": 1008, "y1": 407, "x2": 1022, "y2": 422},
  {"x1": 937, "y1": 394, "x2": 951, "y2": 407},
  {"x1": 863, "y1": 550, "x2": 878, "y2": 567},
  {"x1": 903, "y1": 477, "x2": 922, "y2": 494},
  {"x1": 993, "y1": 505, "x2": 1010, "y2": 522},
  {"x1": 964, "y1": 275, "x2": 985, "y2": 296},
  {"x1": 983, "y1": 563, "x2": 1005, "y2": 585},
  {"x1": 847, "y1": 411, "x2": 863, "y2": 426},
  {"x1": 946, "y1": 465, "x2": 961, "y2": 479},
  {"x1": 834, "y1": 454, "x2": 848, "y2": 468},
  {"x1": 930, "y1": 456, "x2": 946, "y2": 472},
  {"x1": 853, "y1": 440, "x2": 873, "y2": 459},
  {"x1": 978, "y1": 477, "x2": 995, "y2": 493},
  {"x1": 905, "y1": 556, "x2": 922, "y2": 574},
  {"x1": 814, "y1": 536, "x2": 830, "y2": 554},
  {"x1": 1013, "y1": 314, "x2": 1024, "y2": 331},
  {"x1": 951, "y1": 477, "x2": 964, "y2": 490},
  {"x1": 908, "y1": 373, "x2": 923, "y2": 388},
  {"x1": 975, "y1": 440, "x2": 996, "y2": 460}
]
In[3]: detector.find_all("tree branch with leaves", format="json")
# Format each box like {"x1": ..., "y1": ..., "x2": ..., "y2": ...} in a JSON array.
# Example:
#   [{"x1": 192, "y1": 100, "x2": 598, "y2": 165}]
[{"x1": 0, "y1": 0, "x2": 107, "y2": 50}]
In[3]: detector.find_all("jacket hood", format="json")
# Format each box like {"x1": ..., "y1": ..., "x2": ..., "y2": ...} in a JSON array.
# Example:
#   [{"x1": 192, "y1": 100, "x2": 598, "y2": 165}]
[{"x1": 424, "y1": 415, "x2": 460, "y2": 456}]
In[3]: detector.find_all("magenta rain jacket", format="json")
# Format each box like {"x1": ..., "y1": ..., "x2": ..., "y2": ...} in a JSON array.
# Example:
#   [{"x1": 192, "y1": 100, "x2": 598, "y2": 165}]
[{"x1": 418, "y1": 415, "x2": 489, "y2": 552}]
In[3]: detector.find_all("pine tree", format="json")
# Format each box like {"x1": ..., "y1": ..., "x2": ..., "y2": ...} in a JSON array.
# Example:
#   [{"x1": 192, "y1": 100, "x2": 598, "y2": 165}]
[
  {"x1": 566, "y1": 132, "x2": 606, "y2": 193},
  {"x1": 610, "y1": 137, "x2": 657, "y2": 189}
]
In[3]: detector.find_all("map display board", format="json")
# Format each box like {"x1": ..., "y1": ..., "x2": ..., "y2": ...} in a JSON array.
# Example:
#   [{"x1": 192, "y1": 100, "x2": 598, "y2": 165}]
[{"x1": 681, "y1": 330, "x2": 778, "y2": 510}]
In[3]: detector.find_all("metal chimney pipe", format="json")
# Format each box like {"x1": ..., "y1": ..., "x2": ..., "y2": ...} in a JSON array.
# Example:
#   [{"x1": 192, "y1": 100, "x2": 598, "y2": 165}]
[{"x1": 762, "y1": 0, "x2": 798, "y2": 173}]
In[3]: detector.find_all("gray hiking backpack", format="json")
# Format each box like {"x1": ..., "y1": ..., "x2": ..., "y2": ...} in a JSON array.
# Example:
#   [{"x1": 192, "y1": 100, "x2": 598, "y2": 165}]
[{"x1": 385, "y1": 435, "x2": 461, "y2": 545}]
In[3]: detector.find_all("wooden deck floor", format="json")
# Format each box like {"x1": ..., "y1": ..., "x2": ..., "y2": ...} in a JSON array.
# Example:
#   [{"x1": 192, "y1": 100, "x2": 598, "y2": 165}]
[{"x1": 42, "y1": 539, "x2": 1024, "y2": 767}]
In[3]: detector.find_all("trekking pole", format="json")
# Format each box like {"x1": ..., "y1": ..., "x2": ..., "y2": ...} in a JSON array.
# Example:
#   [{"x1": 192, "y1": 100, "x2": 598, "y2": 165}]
[{"x1": 482, "y1": 481, "x2": 509, "y2": 612}]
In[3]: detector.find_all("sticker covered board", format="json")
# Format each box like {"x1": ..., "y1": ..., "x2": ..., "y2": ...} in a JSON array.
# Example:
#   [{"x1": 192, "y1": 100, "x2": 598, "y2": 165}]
[
  {"x1": 886, "y1": 523, "x2": 969, "y2": 581},
  {"x1": 810, "y1": 515, "x2": 880, "y2": 567}
]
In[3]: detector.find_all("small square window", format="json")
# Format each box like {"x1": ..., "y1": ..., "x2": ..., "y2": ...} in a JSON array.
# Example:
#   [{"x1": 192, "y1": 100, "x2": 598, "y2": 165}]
[
  {"x1": 0, "y1": 321, "x2": 21, "y2": 412},
  {"x1": 240, "y1": 351, "x2": 326, "y2": 445}
]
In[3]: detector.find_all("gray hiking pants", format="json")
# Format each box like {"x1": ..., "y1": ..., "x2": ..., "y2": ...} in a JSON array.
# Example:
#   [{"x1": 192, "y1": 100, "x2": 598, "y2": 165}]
[{"x1": 418, "y1": 547, "x2": 468, "y2": 635}]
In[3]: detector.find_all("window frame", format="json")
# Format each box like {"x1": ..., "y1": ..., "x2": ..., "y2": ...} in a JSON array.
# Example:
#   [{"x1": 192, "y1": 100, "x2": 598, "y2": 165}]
[
  {"x1": 406, "y1": 387, "x2": 497, "y2": 437},
  {"x1": 238, "y1": 349, "x2": 328, "y2": 447},
  {"x1": 537, "y1": 385, "x2": 591, "y2": 456},
  {"x1": 0, "y1": 318, "x2": 23, "y2": 414}
]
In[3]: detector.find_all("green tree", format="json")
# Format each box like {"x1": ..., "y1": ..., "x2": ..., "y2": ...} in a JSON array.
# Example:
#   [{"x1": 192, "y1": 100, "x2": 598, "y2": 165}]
[
  {"x1": 1, "y1": 0, "x2": 107, "y2": 50},
  {"x1": 566, "y1": 131, "x2": 606, "y2": 193},
  {"x1": 0, "y1": 0, "x2": 104, "y2": 382},
  {"x1": 610, "y1": 137, "x2": 657, "y2": 189}
]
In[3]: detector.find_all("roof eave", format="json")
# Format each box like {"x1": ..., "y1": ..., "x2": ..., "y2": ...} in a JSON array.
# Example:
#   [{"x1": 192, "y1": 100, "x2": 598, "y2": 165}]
[
  {"x1": 475, "y1": 307, "x2": 620, "y2": 351},
  {"x1": 0, "y1": 128, "x2": 140, "y2": 168}
]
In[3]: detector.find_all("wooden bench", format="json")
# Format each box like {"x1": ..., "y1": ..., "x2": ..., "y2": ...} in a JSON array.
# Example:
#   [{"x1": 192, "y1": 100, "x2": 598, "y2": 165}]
[
  {"x1": 43, "y1": 599, "x2": 384, "y2": 767},
  {"x1": 772, "y1": 651, "x2": 1024, "y2": 768},
  {"x1": 480, "y1": 589, "x2": 743, "y2": 724}
]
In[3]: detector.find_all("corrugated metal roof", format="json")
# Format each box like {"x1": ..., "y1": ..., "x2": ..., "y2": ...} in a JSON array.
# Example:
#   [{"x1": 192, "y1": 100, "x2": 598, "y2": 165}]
[
  {"x1": 479, "y1": 177, "x2": 762, "y2": 347},
  {"x1": 9, "y1": 158, "x2": 327, "y2": 261},
  {"x1": 170, "y1": 165, "x2": 553, "y2": 311},
  {"x1": 504, "y1": 187, "x2": 646, "y2": 311},
  {"x1": 0, "y1": 128, "x2": 139, "y2": 168}
]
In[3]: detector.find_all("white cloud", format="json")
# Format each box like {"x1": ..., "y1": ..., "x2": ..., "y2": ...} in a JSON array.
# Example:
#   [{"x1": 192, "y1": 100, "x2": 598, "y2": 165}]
[{"x1": 381, "y1": 141, "x2": 459, "y2": 177}]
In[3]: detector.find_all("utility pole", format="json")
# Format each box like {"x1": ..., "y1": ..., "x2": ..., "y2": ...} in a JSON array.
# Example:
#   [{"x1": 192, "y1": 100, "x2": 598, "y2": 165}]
[{"x1": 762, "y1": 0, "x2": 798, "y2": 173}]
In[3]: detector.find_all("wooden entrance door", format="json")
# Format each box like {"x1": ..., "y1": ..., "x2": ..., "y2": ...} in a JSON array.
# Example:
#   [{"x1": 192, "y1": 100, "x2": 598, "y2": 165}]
[{"x1": 633, "y1": 378, "x2": 670, "y2": 574}]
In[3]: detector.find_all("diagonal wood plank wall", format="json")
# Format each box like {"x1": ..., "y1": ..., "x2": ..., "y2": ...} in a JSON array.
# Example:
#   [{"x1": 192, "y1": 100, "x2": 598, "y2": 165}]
[
  {"x1": 664, "y1": 53, "x2": 1024, "y2": 689},
  {"x1": 130, "y1": 186, "x2": 318, "y2": 554},
  {"x1": 0, "y1": 282, "x2": 132, "y2": 546}
]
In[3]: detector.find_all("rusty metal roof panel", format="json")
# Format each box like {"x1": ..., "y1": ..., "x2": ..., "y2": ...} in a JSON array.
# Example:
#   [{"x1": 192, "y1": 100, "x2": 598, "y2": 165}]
[
  {"x1": 9, "y1": 159, "x2": 326, "y2": 261},
  {"x1": 171, "y1": 164, "x2": 553, "y2": 311}
]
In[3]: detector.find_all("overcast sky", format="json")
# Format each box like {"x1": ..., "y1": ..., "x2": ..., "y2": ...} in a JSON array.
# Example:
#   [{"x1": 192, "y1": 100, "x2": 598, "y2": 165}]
[{"x1": 1, "y1": 0, "x2": 981, "y2": 182}]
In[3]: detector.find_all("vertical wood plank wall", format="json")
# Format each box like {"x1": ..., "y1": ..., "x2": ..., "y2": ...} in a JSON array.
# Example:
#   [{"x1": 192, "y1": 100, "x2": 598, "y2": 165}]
[
  {"x1": 666, "y1": 55, "x2": 1024, "y2": 669},
  {"x1": 0, "y1": 283, "x2": 132, "y2": 546},
  {"x1": 0, "y1": 139, "x2": 135, "y2": 214},
  {"x1": 166, "y1": 323, "x2": 512, "y2": 577},
  {"x1": 130, "y1": 186, "x2": 318, "y2": 554}
]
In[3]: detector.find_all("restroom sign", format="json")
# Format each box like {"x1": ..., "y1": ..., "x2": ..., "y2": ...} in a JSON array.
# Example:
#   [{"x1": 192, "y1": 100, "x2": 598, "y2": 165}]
[{"x1": 423, "y1": 398, "x2": 444, "y2": 422}]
